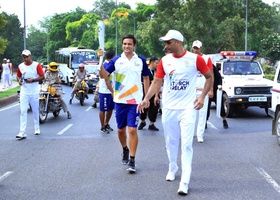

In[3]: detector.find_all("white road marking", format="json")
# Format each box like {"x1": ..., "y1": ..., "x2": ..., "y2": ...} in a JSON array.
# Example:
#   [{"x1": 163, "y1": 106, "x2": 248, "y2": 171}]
[
  {"x1": 0, "y1": 103, "x2": 19, "y2": 112},
  {"x1": 207, "y1": 121, "x2": 218, "y2": 130},
  {"x1": 85, "y1": 106, "x2": 92, "y2": 112},
  {"x1": 256, "y1": 167, "x2": 280, "y2": 193},
  {"x1": 0, "y1": 171, "x2": 14, "y2": 182},
  {"x1": 57, "y1": 124, "x2": 73, "y2": 135}
]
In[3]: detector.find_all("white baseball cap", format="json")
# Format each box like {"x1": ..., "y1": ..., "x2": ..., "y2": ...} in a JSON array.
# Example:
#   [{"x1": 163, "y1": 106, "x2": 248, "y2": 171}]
[
  {"x1": 22, "y1": 49, "x2": 31, "y2": 56},
  {"x1": 3, "y1": 58, "x2": 7, "y2": 61},
  {"x1": 159, "y1": 30, "x2": 184, "y2": 42},
  {"x1": 192, "y1": 40, "x2": 202, "y2": 48}
]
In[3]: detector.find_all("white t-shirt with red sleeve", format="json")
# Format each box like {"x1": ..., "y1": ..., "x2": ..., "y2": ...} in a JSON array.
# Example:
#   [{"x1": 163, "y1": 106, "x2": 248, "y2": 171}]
[
  {"x1": 196, "y1": 54, "x2": 212, "y2": 89},
  {"x1": 17, "y1": 61, "x2": 44, "y2": 95},
  {"x1": 156, "y1": 50, "x2": 208, "y2": 109}
]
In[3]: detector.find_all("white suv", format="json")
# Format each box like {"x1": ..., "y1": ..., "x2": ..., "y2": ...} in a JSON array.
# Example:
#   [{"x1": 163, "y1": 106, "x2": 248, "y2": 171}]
[
  {"x1": 268, "y1": 62, "x2": 280, "y2": 145},
  {"x1": 216, "y1": 51, "x2": 273, "y2": 117}
]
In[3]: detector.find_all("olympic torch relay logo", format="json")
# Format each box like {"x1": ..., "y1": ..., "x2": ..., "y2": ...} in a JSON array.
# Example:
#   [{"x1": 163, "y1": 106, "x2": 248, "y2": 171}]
[{"x1": 169, "y1": 70, "x2": 175, "y2": 87}]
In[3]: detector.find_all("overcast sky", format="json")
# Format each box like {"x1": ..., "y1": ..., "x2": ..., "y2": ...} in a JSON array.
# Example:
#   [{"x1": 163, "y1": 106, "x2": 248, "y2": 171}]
[
  {"x1": 0, "y1": 0, "x2": 157, "y2": 28},
  {"x1": 0, "y1": 0, "x2": 276, "y2": 28}
]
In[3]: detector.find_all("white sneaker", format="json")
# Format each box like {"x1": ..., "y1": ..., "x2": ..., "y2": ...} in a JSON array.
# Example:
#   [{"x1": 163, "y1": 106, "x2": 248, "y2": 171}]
[
  {"x1": 34, "y1": 130, "x2": 40, "y2": 135},
  {"x1": 197, "y1": 137, "x2": 204, "y2": 143},
  {"x1": 166, "y1": 165, "x2": 178, "y2": 181},
  {"x1": 16, "y1": 132, "x2": 27, "y2": 139},
  {"x1": 177, "y1": 182, "x2": 188, "y2": 195}
]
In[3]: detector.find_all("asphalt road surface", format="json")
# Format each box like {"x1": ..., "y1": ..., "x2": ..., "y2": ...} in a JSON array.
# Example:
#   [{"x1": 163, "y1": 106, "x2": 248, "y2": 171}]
[{"x1": 0, "y1": 85, "x2": 280, "y2": 200}]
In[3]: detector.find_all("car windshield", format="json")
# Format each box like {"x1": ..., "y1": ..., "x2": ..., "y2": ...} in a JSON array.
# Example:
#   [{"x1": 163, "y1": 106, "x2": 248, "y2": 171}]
[
  {"x1": 223, "y1": 61, "x2": 262, "y2": 75},
  {"x1": 71, "y1": 51, "x2": 98, "y2": 69}
]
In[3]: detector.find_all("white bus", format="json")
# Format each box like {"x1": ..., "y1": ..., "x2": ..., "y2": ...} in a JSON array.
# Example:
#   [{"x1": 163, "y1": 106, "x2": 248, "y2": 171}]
[{"x1": 54, "y1": 47, "x2": 99, "y2": 86}]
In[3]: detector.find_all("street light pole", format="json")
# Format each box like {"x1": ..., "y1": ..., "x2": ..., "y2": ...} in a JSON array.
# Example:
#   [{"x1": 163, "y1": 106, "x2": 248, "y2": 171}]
[
  {"x1": 245, "y1": 0, "x2": 248, "y2": 51},
  {"x1": 23, "y1": 0, "x2": 26, "y2": 49}
]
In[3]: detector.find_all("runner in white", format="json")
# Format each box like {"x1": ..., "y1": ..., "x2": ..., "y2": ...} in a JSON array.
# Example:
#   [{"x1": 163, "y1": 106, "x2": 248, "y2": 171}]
[{"x1": 137, "y1": 30, "x2": 213, "y2": 195}]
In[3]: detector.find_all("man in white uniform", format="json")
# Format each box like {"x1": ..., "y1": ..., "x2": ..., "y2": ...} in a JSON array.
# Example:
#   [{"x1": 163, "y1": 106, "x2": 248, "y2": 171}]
[
  {"x1": 137, "y1": 30, "x2": 213, "y2": 195},
  {"x1": 192, "y1": 40, "x2": 213, "y2": 143},
  {"x1": 16, "y1": 50, "x2": 45, "y2": 139},
  {"x1": 2, "y1": 58, "x2": 11, "y2": 89}
]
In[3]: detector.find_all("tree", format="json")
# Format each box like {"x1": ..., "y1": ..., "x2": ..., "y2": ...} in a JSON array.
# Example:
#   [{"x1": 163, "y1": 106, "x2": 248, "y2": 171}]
[
  {"x1": 0, "y1": 12, "x2": 23, "y2": 65},
  {"x1": 260, "y1": 33, "x2": 280, "y2": 64},
  {"x1": 26, "y1": 25, "x2": 47, "y2": 63},
  {"x1": 0, "y1": 11, "x2": 8, "y2": 55}
]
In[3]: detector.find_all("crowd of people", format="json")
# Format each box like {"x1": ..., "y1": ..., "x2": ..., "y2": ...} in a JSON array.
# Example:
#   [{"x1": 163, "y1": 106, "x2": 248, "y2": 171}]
[{"x1": 9, "y1": 29, "x2": 230, "y2": 196}]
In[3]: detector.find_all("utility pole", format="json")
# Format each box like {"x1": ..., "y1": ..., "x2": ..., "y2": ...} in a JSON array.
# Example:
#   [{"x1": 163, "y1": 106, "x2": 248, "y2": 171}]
[
  {"x1": 23, "y1": 0, "x2": 27, "y2": 49},
  {"x1": 245, "y1": 0, "x2": 248, "y2": 51}
]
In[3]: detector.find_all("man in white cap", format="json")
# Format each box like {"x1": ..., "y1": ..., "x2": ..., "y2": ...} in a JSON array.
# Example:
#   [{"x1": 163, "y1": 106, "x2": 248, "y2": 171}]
[
  {"x1": 16, "y1": 49, "x2": 45, "y2": 139},
  {"x1": 1, "y1": 58, "x2": 11, "y2": 89},
  {"x1": 192, "y1": 40, "x2": 214, "y2": 143},
  {"x1": 137, "y1": 30, "x2": 213, "y2": 195}
]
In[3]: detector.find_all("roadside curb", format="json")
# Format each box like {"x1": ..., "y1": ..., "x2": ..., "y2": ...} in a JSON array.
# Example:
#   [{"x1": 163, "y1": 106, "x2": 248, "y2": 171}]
[{"x1": 0, "y1": 94, "x2": 18, "y2": 108}]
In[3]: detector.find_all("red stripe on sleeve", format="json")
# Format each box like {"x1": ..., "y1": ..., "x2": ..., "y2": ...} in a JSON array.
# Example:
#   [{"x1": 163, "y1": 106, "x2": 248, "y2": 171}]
[
  {"x1": 207, "y1": 57, "x2": 213, "y2": 70},
  {"x1": 37, "y1": 63, "x2": 44, "y2": 76},
  {"x1": 17, "y1": 68, "x2": 22, "y2": 77},
  {"x1": 155, "y1": 59, "x2": 165, "y2": 78},
  {"x1": 196, "y1": 55, "x2": 209, "y2": 74}
]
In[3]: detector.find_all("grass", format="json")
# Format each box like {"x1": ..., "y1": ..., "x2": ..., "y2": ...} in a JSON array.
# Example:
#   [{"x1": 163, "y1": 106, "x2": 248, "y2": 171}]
[{"x1": 0, "y1": 86, "x2": 20, "y2": 99}]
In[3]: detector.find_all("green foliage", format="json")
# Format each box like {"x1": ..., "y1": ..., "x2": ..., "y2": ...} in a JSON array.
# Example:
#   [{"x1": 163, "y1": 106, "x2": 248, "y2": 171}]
[
  {"x1": 0, "y1": 12, "x2": 19, "y2": 61},
  {"x1": 0, "y1": 86, "x2": 20, "y2": 99},
  {"x1": 262, "y1": 63, "x2": 276, "y2": 74},
  {"x1": 0, "y1": 0, "x2": 279, "y2": 64},
  {"x1": 260, "y1": 33, "x2": 280, "y2": 64}
]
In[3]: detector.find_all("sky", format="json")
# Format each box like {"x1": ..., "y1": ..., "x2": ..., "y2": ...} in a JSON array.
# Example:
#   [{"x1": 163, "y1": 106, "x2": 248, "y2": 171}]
[
  {"x1": 0, "y1": 0, "x2": 276, "y2": 28},
  {"x1": 0, "y1": 0, "x2": 157, "y2": 28}
]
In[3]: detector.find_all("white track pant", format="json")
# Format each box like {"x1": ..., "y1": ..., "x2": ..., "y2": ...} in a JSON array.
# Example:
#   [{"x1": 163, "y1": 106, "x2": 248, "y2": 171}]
[
  {"x1": 19, "y1": 94, "x2": 40, "y2": 133},
  {"x1": 195, "y1": 94, "x2": 209, "y2": 140},
  {"x1": 162, "y1": 107, "x2": 196, "y2": 184}
]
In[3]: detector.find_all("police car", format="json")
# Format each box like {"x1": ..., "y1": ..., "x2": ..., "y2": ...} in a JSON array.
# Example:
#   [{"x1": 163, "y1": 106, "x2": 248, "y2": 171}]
[
  {"x1": 216, "y1": 51, "x2": 273, "y2": 117},
  {"x1": 268, "y1": 62, "x2": 280, "y2": 145}
]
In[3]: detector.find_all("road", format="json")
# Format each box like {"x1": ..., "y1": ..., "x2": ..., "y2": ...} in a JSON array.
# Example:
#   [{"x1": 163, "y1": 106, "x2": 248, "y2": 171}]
[{"x1": 0, "y1": 85, "x2": 280, "y2": 200}]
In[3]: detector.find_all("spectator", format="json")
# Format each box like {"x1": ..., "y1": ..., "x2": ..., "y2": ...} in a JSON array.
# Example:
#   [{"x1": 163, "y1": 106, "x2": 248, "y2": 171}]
[
  {"x1": 138, "y1": 57, "x2": 160, "y2": 131},
  {"x1": 98, "y1": 50, "x2": 115, "y2": 133}
]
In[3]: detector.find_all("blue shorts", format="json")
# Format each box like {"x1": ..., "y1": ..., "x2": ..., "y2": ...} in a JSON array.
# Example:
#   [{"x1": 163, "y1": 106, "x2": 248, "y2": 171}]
[
  {"x1": 115, "y1": 103, "x2": 140, "y2": 129},
  {"x1": 99, "y1": 93, "x2": 114, "y2": 111}
]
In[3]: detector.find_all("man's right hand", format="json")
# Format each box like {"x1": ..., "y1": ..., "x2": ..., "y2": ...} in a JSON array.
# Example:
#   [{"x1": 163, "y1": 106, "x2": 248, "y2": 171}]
[
  {"x1": 97, "y1": 48, "x2": 104, "y2": 59},
  {"x1": 137, "y1": 99, "x2": 150, "y2": 113}
]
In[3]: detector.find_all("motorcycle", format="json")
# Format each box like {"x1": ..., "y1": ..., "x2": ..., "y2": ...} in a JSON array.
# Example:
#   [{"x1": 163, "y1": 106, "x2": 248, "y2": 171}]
[
  {"x1": 73, "y1": 78, "x2": 89, "y2": 106},
  {"x1": 39, "y1": 83, "x2": 62, "y2": 123}
]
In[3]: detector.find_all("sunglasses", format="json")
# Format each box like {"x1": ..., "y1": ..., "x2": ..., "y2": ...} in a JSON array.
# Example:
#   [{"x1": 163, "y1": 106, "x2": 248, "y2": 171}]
[
  {"x1": 193, "y1": 47, "x2": 199, "y2": 50},
  {"x1": 22, "y1": 55, "x2": 29, "y2": 58}
]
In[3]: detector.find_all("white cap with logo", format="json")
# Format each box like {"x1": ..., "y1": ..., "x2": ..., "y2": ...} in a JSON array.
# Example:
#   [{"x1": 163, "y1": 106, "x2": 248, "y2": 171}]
[
  {"x1": 192, "y1": 40, "x2": 202, "y2": 48},
  {"x1": 22, "y1": 49, "x2": 31, "y2": 56},
  {"x1": 159, "y1": 30, "x2": 184, "y2": 42}
]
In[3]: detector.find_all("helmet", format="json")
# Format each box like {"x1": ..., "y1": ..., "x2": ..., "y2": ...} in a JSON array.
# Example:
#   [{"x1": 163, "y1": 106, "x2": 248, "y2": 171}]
[
  {"x1": 48, "y1": 62, "x2": 59, "y2": 72},
  {"x1": 78, "y1": 63, "x2": 85, "y2": 68}
]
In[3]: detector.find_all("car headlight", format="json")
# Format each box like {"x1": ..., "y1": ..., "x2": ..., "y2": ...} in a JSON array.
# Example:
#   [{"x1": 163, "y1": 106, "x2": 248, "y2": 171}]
[{"x1": 235, "y1": 87, "x2": 242, "y2": 95}]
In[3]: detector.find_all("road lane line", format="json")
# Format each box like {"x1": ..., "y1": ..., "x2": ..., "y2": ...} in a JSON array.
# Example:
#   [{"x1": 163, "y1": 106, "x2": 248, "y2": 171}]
[
  {"x1": 85, "y1": 107, "x2": 92, "y2": 112},
  {"x1": 57, "y1": 124, "x2": 73, "y2": 135},
  {"x1": 0, "y1": 171, "x2": 14, "y2": 182},
  {"x1": 208, "y1": 121, "x2": 218, "y2": 130},
  {"x1": 256, "y1": 167, "x2": 280, "y2": 193},
  {"x1": 0, "y1": 103, "x2": 19, "y2": 112}
]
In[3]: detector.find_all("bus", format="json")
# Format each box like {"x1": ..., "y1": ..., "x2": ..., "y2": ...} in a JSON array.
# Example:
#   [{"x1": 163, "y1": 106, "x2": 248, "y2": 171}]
[{"x1": 54, "y1": 47, "x2": 99, "y2": 86}]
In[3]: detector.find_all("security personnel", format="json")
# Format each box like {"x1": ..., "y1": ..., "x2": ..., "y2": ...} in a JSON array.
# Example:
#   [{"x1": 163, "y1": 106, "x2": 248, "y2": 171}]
[{"x1": 44, "y1": 62, "x2": 72, "y2": 119}]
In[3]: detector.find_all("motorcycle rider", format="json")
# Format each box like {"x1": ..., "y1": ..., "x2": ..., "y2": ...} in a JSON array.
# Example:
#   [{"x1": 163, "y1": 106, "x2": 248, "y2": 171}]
[
  {"x1": 69, "y1": 63, "x2": 89, "y2": 104},
  {"x1": 44, "y1": 62, "x2": 72, "y2": 119}
]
